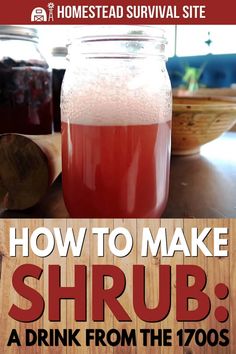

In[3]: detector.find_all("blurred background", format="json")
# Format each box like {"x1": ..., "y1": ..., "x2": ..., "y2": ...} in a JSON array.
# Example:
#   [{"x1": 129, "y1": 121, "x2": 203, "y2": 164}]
[
  {"x1": 37, "y1": 24, "x2": 236, "y2": 91},
  {"x1": 37, "y1": 25, "x2": 236, "y2": 59}
]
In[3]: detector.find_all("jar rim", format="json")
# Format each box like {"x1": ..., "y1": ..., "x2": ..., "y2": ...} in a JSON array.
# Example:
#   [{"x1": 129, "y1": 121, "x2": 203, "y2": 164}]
[
  {"x1": 0, "y1": 25, "x2": 39, "y2": 42},
  {"x1": 52, "y1": 46, "x2": 68, "y2": 57},
  {"x1": 69, "y1": 25, "x2": 166, "y2": 43}
]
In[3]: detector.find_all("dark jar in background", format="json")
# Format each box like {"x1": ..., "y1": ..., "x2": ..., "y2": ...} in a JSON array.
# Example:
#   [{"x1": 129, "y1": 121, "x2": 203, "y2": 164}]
[
  {"x1": 51, "y1": 46, "x2": 67, "y2": 132},
  {"x1": 0, "y1": 26, "x2": 53, "y2": 135}
]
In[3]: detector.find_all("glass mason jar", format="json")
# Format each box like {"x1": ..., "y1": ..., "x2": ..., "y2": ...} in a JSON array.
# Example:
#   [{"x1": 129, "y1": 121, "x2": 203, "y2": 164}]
[
  {"x1": 0, "y1": 26, "x2": 52, "y2": 134},
  {"x1": 61, "y1": 26, "x2": 172, "y2": 218}
]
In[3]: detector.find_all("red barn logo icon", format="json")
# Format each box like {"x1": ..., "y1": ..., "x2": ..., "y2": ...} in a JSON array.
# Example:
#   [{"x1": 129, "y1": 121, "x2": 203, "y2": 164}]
[{"x1": 31, "y1": 7, "x2": 47, "y2": 22}]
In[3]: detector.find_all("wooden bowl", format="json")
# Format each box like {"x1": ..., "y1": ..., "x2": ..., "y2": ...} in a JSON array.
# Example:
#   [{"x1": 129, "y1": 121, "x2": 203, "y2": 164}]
[
  {"x1": 173, "y1": 88, "x2": 236, "y2": 98},
  {"x1": 172, "y1": 96, "x2": 236, "y2": 155}
]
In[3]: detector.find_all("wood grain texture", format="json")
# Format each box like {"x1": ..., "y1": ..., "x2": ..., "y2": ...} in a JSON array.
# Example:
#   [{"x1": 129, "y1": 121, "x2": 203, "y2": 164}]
[
  {"x1": 161, "y1": 219, "x2": 184, "y2": 354},
  {"x1": 18, "y1": 219, "x2": 44, "y2": 354},
  {"x1": 66, "y1": 219, "x2": 90, "y2": 354},
  {"x1": 89, "y1": 219, "x2": 114, "y2": 354},
  {"x1": 0, "y1": 219, "x2": 234, "y2": 353},
  {"x1": 205, "y1": 219, "x2": 230, "y2": 354},
  {"x1": 113, "y1": 219, "x2": 137, "y2": 354},
  {"x1": 43, "y1": 219, "x2": 67, "y2": 354},
  {"x1": 229, "y1": 219, "x2": 236, "y2": 354},
  {"x1": 136, "y1": 219, "x2": 161, "y2": 353}
]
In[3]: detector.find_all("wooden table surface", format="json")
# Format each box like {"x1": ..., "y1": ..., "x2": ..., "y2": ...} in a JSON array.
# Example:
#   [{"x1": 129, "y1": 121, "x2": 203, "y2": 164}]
[{"x1": 2, "y1": 132, "x2": 236, "y2": 219}]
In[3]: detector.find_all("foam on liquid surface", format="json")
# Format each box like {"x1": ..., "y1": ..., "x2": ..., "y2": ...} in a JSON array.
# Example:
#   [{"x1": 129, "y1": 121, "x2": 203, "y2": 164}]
[{"x1": 61, "y1": 57, "x2": 172, "y2": 126}]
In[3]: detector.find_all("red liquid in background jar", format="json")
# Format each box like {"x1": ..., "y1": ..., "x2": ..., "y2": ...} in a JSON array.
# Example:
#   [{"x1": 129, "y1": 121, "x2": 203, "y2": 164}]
[{"x1": 62, "y1": 121, "x2": 171, "y2": 218}]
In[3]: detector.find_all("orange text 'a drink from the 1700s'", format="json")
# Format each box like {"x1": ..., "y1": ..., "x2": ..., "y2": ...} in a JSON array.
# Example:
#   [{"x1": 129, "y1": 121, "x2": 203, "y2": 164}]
[{"x1": 61, "y1": 26, "x2": 172, "y2": 218}]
